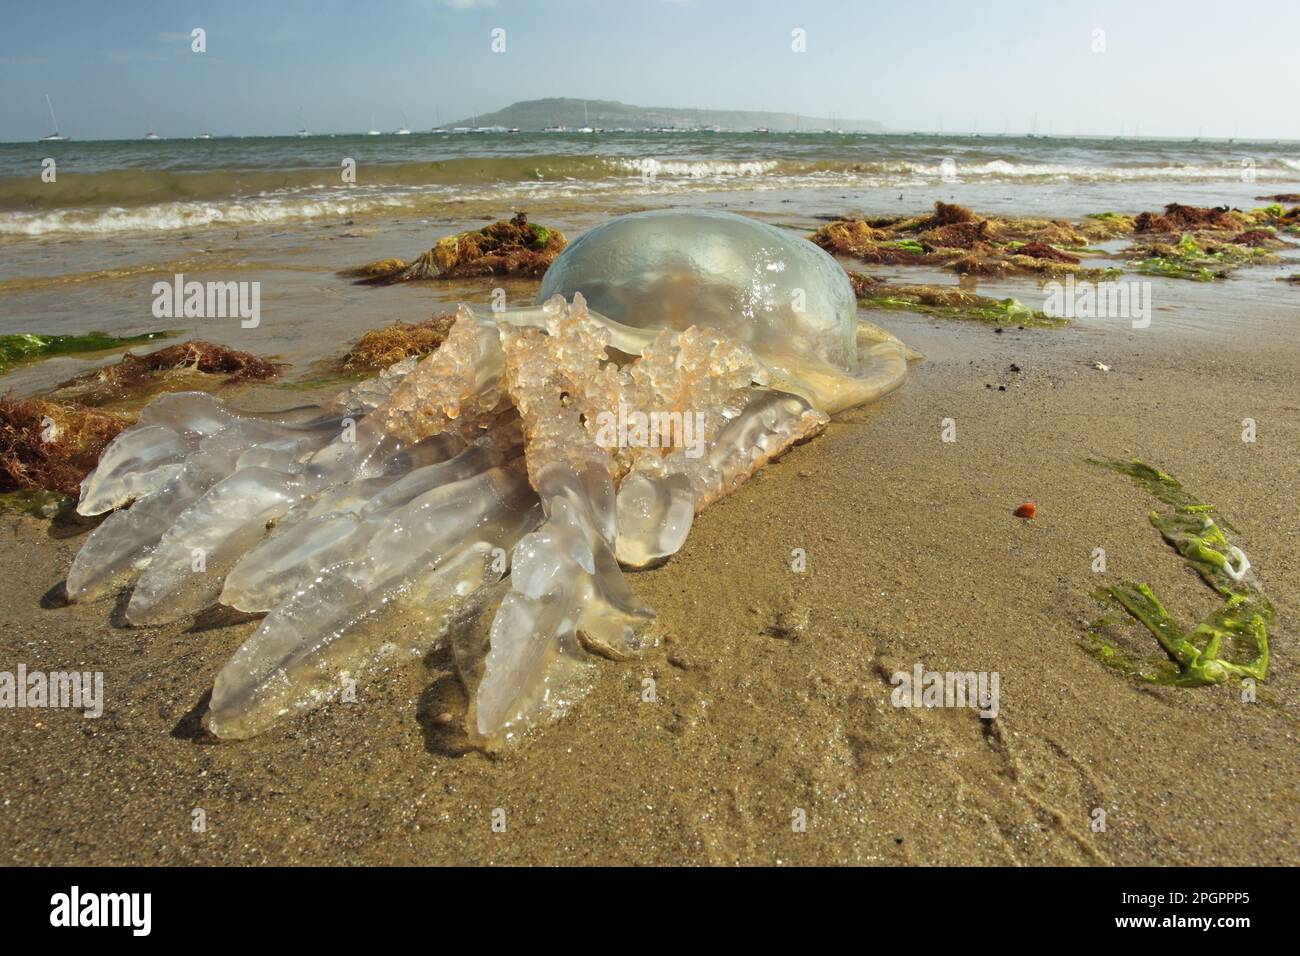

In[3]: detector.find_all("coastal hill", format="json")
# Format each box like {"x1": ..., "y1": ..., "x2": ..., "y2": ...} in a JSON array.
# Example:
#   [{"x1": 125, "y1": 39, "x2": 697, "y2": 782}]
[{"x1": 445, "y1": 97, "x2": 883, "y2": 132}]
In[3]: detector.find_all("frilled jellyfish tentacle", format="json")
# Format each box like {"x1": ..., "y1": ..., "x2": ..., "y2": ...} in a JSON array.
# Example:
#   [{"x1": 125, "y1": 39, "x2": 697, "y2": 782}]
[
  {"x1": 220, "y1": 437, "x2": 518, "y2": 614},
  {"x1": 65, "y1": 303, "x2": 556, "y2": 742},
  {"x1": 473, "y1": 295, "x2": 654, "y2": 743},
  {"x1": 614, "y1": 386, "x2": 828, "y2": 567},
  {"x1": 604, "y1": 323, "x2": 829, "y2": 567},
  {"x1": 470, "y1": 296, "x2": 838, "y2": 741},
  {"x1": 206, "y1": 461, "x2": 541, "y2": 739},
  {"x1": 67, "y1": 396, "x2": 357, "y2": 604}
]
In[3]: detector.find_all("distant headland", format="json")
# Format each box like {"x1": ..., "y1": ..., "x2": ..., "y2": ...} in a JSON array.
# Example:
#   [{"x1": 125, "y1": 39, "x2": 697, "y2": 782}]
[{"x1": 443, "y1": 97, "x2": 884, "y2": 132}]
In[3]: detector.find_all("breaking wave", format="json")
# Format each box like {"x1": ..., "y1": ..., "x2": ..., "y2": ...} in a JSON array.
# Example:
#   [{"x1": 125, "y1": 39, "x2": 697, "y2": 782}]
[{"x1": 2, "y1": 149, "x2": 1297, "y2": 235}]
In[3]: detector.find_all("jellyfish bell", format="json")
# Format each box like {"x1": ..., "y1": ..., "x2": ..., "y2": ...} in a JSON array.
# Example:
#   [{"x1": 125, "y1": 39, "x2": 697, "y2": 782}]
[
  {"x1": 538, "y1": 208, "x2": 914, "y2": 413},
  {"x1": 538, "y1": 208, "x2": 859, "y2": 366}
]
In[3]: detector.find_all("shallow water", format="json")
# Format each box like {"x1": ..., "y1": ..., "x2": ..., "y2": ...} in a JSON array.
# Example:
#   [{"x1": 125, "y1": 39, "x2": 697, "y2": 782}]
[
  {"x1": 3, "y1": 130, "x2": 1298, "y2": 234},
  {"x1": 1, "y1": 132, "x2": 1297, "y2": 394}
]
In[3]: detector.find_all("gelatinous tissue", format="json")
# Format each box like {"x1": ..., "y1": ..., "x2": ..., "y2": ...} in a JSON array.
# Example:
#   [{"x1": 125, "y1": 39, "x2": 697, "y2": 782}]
[{"x1": 66, "y1": 210, "x2": 915, "y2": 746}]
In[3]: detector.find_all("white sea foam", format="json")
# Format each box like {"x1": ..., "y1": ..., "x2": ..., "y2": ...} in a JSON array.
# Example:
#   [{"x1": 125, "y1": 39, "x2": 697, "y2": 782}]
[
  {"x1": 611, "y1": 157, "x2": 780, "y2": 178},
  {"x1": 4, "y1": 155, "x2": 1297, "y2": 236},
  {"x1": 903, "y1": 158, "x2": 1298, "y2": 181},
  {"x1": 0, "y1": 194, "x2": 411, "y2": 236}
]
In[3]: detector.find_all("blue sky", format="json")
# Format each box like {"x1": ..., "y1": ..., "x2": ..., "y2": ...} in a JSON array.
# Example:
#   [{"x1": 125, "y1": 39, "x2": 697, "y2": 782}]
[{"x1": 2, "y1": 0, "x2": 1297, "y2": 140}]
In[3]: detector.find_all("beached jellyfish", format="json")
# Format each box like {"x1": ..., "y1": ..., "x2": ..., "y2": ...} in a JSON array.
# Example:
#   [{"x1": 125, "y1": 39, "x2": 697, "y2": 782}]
[{"x1": 64, "y1": 209, "x2": 914, "y2": 746}]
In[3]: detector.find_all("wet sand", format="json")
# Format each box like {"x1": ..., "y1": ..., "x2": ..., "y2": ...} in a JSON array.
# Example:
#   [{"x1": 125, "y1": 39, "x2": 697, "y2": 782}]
[{"x1": 1, "y1": 254, "x2": 1296, "y2": 864}]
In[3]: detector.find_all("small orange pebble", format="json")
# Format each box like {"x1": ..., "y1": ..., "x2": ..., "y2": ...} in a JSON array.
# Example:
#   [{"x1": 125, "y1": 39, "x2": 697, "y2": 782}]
[{"x1": 1014, "y1": 502, "x2": 1037, "y2": 519}]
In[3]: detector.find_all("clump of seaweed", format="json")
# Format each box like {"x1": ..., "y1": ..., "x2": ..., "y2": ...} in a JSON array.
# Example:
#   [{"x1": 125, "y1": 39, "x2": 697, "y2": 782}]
[
  {"x1": 0, "y1": 394, "x2": 130, "y2": 499},
  {"x1": 809, "y1": 219, "x2": 885, "y2": 258},
  {"x1": 916, "y1": 218, "x2": 995, "y2": 251},
  {"x1": 1251, "y1": 202, "x2": 1300, "y2": 235},
  {"x1": 51, "y1": 340, "x2": 282, "y2": 406},
  {"x1": 918, "y1": 201, "x2": 979, "y2": 228},
  {"x1": 339, "y1": 312, "x2": 457, "y2": 369},
  {"x1": 951, "y1": 251, "x2": 1118, "y2": 281},
  {"x1": 1127, "y1": 233, "x2": 1278, "y2": 281},
  {"x1": 1133, "y1": 203, "x2": 1249, "y2": 234},
  {"x1": 346, "y1": 258, "x2": 406, "y2": 280},
  {"x1": 1087, "y1": 459, "x2": 1270, "y2": 687},
  {"x1": 1080, "y1": 212, "x2": 1137, "y2": 240},
  {"x1": 343, "y1": 213, "x2": 566, "y2": 284},
  {"x1": 813, "y1": 202, "x2": 1118, "y2": 280},
  {"x1": 1231, "y1": 228, "x2": 1285, "y2": 248},
  {"x1": 1010, "y1": 241, "x2": 1081, "y2": 263},
  {"x1": 845, "y1": 271, "x2": 883, "y2": 298},
  {"x1": 0, "y1": 330, "x2": 174, "y2": 374},
  {"x1": 809, "y1": 220, "x2": 935, "y2": 264},
  {"x1": 816, "y1": 200, "x2": 1293, "y2": 286},
  {"x1": 1124, "y1": 202, "x2": 1298, "y2": 266},
  {"x1": 987, "y1": 217, "x2": 1091, "y2": 249},
  {"x1": 2, "y1": 342, "x2": 281, "y2": 506},
  {"x1": 855, "y1": 282, "x2": 1062, "y2": 328}
]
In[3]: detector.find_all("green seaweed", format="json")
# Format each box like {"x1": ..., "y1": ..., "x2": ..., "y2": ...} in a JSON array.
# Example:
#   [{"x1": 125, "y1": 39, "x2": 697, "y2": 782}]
[
  {"x1": 1086, "y1": 616, "x2": 1183, "y2": 683},
  {"x1": 529, "y1": 224, "x2": 552, "y2": 248},
  {"x1": 860, "y1": 291, "x2": 1063, "y2": 328},
  {"x1": 1091, "y1": 458, "x2": 1231, "y2": 527},
  {"x1": 1131, "y1": 257, "x2": 1219, "y2": 281},
  {"x1": 0, "y1": 330, "x2": 175, "y2": 374},
  {"x1": 1087, "y1": 459, "x2": 1270, "y2": 687},
  {"x1": 1128, "y1": 233, "x2": 1273, "y2": 282},
  {"x1": 887, "y1": 239, "x2": 926, "y2": 254}
]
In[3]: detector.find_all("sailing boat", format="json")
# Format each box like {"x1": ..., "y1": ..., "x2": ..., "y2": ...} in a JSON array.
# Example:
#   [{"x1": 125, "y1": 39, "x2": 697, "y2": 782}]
[
  {"x1": 577, "y1": 100, "x2": 594, "y2": 133},
  {"x1": 366, "y1": 114, "x2": 381, "y2": 136},
  {"x1": 395, "y1": 111, "x2": 411, "y2": 135},
  {"x1": 143, "y1": 118, "x2": 160, "y2": 141},
  {"x1": 40, "y1": 95, "x2": 68, "y2": 142}
]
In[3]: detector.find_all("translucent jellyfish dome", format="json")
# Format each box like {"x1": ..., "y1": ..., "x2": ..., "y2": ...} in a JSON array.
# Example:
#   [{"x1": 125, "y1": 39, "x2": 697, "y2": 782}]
[{"x1": 537, "y1": 208, "x2": 860, "y2": 368}]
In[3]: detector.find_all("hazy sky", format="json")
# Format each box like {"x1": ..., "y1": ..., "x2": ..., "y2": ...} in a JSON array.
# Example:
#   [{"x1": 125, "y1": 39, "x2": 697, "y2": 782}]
[{"x1": 2, "y1": 0, "x2": 1297, "y2": 141}]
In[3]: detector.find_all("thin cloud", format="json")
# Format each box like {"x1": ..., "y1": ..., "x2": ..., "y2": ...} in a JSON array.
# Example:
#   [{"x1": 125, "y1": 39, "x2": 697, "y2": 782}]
[{"x1": 0, "y1": 55, "x2": 50, "y2": 65}]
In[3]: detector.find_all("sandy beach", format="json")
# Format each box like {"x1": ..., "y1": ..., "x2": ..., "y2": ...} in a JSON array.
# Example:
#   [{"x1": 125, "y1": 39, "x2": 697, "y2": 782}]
[{"x1": 2, "y1": 212, "x2": 1295, "y2": 863}]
